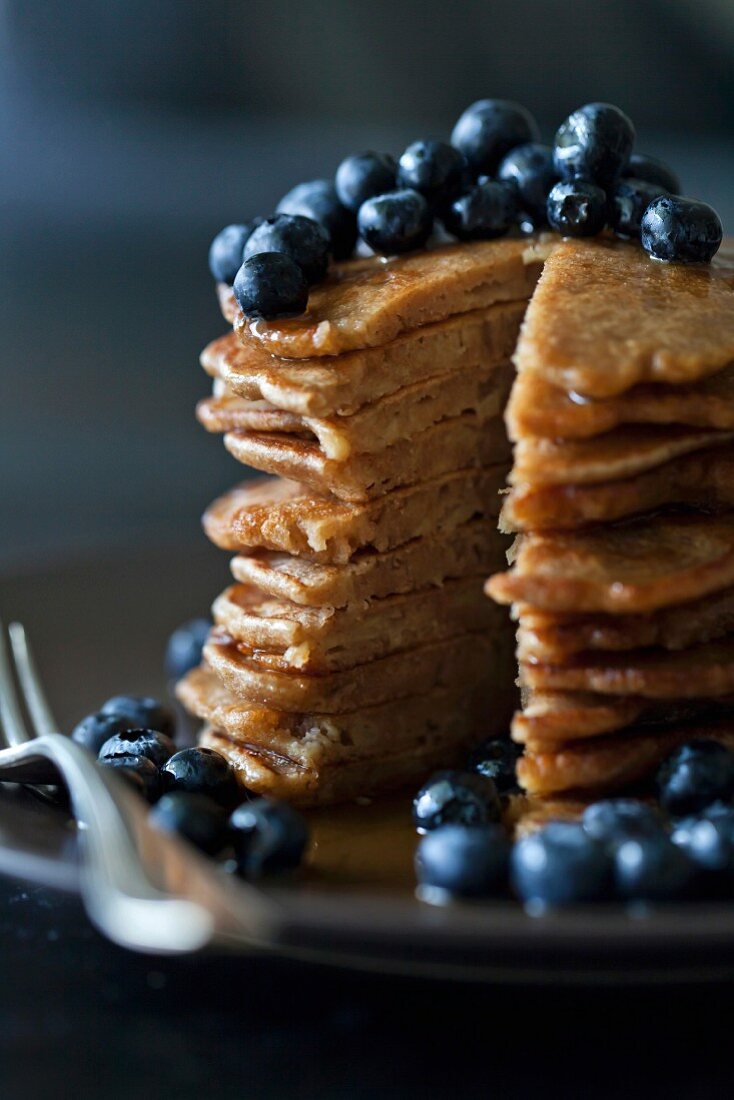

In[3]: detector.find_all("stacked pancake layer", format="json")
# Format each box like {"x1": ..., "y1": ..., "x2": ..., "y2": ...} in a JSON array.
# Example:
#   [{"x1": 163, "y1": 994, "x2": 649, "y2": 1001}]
[
  {"x1": 178, "y1": 238, "x2": 549, "y2": 805},
  {"x1": 488, "y1": 237, "x2": 734, "y2": 798}
]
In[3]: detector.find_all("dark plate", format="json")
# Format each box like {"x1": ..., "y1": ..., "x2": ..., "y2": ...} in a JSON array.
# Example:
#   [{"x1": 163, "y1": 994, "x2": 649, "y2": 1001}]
[{"x1": 3, "y1": 545, "x2": 734, "y2": 985}]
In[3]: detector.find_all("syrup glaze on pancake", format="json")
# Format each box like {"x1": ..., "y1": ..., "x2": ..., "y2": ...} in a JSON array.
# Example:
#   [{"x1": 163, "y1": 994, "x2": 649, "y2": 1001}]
[
  {"x1": 506, "y1": 360, "x2": 734, "y2": 442},
  {"x1": 230, "y1": 521, "x2": 506, "y2": 608},
  {"x1": 205, "y1": 467, "x2": 508, "y2": 563},
  {"x1": 487, "y1": 514, "x2": 734, "y2": 614},
  {"x1": 218, "y1": 237, "x2": 550, "y2": 358},
  {"x1": 501, "y1": 443, "x2": 734, "y2": 532},
  {"x1": 202, "y1": 301, "x2": 525, "y2": 418},
  {"x1": 514, "y1": 237, "x2": 734, "y2": 398}
]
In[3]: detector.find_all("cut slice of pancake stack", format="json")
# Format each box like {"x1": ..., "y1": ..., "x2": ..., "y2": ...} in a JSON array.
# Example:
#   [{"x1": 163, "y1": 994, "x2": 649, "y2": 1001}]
[
  {"x1": 487, "y1": 236, "x2": 734, "y2": 799},
  {"x1": 177, "y1": 237, "x2": 550, "y2": 804}
]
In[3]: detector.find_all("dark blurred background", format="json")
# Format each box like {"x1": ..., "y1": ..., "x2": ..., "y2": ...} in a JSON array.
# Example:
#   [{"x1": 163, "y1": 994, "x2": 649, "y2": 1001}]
[{"x1": 2, "y1": 0, "x2": 733, "y2": 573}]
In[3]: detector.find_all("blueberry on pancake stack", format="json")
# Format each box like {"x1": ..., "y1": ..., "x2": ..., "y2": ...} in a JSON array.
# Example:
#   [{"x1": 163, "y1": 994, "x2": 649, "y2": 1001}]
[
  {"x1": 178, "y1": 109, "x2": 555, "y2": 805},
  {"x1": 487, "y1": 234, "x2": 734, "y2": 798}
]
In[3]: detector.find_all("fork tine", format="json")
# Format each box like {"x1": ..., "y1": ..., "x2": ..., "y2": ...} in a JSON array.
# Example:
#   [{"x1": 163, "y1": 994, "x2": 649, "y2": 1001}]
[
  {"x1": 9, "y1": 623, "x2": 58, "y2": 738},
  {"x1": 0, "y1": 620, "x2": 32, "y2": 746}
]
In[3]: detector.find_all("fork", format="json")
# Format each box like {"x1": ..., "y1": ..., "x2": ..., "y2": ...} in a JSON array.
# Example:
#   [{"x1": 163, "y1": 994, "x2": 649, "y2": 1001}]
[{"x1": 0, "y1": 619, "x2": 242, "y2": 953}]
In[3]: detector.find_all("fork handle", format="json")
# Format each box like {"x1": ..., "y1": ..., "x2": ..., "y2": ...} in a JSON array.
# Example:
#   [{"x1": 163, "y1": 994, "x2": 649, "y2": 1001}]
[{"x1": 0, "y1": 733, "x2": 215, "y2": 952}]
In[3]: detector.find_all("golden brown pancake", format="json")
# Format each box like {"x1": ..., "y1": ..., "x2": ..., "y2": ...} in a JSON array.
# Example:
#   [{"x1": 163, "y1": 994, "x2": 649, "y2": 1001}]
[
  {"x1": 198, "y1": 359, "x2": 513, "y2": 461},
  {"x1": 520, "y1": 635, "x2": 734, "y2": 699},
  {"x1": 222, "y1": 412, "x2": 510, "y2": 502},
  {"x1": 205, "y1": 467, "x2": 508, "y2": 563},
  {"x1": 512, "y1": 689, "x2": 734, "y2": 745},
  {"x1": 518, "y1": 721, "x2": 734, "y2": 795},
  {"x1": 514, "y1": 237, "x2": 734, "y2": 398},
  {"x1": 230, "y1": 521, "x2": 507, "y2": 608},
  {"x1": 218, "y1": 237, "x2": 550, "y2": 358},
  {"x1": 510, "y1": 425, "x2": 734, "y2": 487},
  {"x1": 501, "y1": 443, "x2": 734, "y2": 532},
  {"x1": 506, "y1": 360, "x2": 734, "y2": 442},
  {"x1": 203, "y1": 629, "x2": 508, "y2": 713},
  {"x1": 180, "y1": 664, "x2": 507, "y2": 805},
  {"x1": 517, "y1": 585, "x2": 734, "y2": 660},
  {"x1": 201, "y1": 301, "x2": 525, "y2": 418},
  {"x1": 211, "y1": 576, "x2": 503, "y2": 672},
  {"x1": 487, "y1": 514, "x2": 734, "y2": 614}
]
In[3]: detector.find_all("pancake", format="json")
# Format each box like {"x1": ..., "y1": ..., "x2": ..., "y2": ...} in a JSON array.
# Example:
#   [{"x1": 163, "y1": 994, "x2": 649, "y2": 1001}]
[
  {"x1": 212, "y1": 576, "x2": 503, "y2": 672},
  {"x1": 230, "y1": 521, "x2": 507, "y2": 608},
  {"x1": 517, "y1": 584, "x2": 734, "y2": 661},
  {"x1": 520, "y1": 635, "x2": 734, "y2": 699},
  {"x1": 509, "y1": 424, "x2": 734, "y2": 487},
  {"x1": 203, "y1": 629, "x2": 510, "y2": 713},
  {"x1": 514, "y1": 237, "x2": 734, "y2": 398},
  {"x1": 222, "y1": 412, "x2": 510, "y2": 502},
  {"x1": 218, "y1": 236, "x2": 550, "y2": 358},
  {"x1": 201, "y1": 301, "x2": 525, "y2": 418},
  {"x1": 205, "y1": 467, "x2": 508, "y2": 563},
  {"x1": 512, "y1": 689, "x2": 734, "y2": 745},
  {"x1": 506, "y1": 360, "x2": 734, "y2": 442},
  {"x1": 487, "y1": 514, "x2": 734, "y2": 614},
  {"x1": 518, "y1": 721, "x2": 734, "y2": 796},
  {"x1": 198, "y1": 359, "x2": 513, "y2": 461},
  {"x1": 501, "y1": 443, "x2": 734, "y2": 532},
  {"x1": 180, "y1": 665, "x2": 506, "y2": 805}
]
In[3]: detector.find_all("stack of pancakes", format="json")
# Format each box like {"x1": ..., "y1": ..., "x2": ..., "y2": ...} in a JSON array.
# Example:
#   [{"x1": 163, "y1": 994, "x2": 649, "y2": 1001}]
[
  {"x1": 177, "y1": 237, "x2": 550, "y2": 804},
  {"x1": 488, "y1": 237, "x2": 734, "y2": 800}
]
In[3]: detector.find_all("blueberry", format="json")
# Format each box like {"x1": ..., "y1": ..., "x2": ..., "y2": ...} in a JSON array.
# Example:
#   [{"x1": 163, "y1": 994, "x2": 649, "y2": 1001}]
[
  {"x1": 510, "y1": 822, "x2": 611, "y2": 907},
  {"x1": 442, "y1": 180, "x2": 517, "y2": 241},
  {"x1": 101, "y1": 695, "x2": 174, "y2": 738},
  {"x1": 150, "y1": 792, "x2": 228, "y2": 856},
  {"x1": 98, "y1": 728, "x2": 176, "y2": 768},
  {"x1": 614, "y1": 835, "x2": 696, "y2": 902},
  {"x1": 547, "y1": 179, "x2": 607, "y2": 238},
  {"x1": 656, "y1": 739, "x2": 734, "y2": 815},
  {"x1": 451, "y1": 99, "x2": 540, "y2": 176},
  {"x1": 98, "y1": 754, "x2": 160, "y2": 803},
  {"x1": 208, "y1": 220, "x2": 264, "y2": 284},
  {"x1": 610, "y1": 178, "x2": 669, "y2": 239},
  {"x1": 277, "y1": 179, "x2": 357, "y2": 261},
  {"x1": 466, "y1": 738, "x2": 521, "y2": 793},
  {"x1": 396, "y1": 140, "x2": 468, "y2": 209},
  {"x1": 582, "y1": 799, "x2": 663, "y2": 846},
  {"x1": 624, "y1": 153, "x2": 681, "y2": 195},
  {"x1": 243, "y1": 213, "x2": 330, "y2": 285},
  {"x1": 229, "y1": 798, "x2": 309, "y2": 877},
  {"x1": 71, "y1": 710, "x2": 140, "y2": 756},
  {"x1": 415, "y1": 823, "x2": 510, "y2": 898},
  {"x1": 161, "y1": 747, "x2": 240, "y2": 808},
  {"x1": 641, "y1": 195, "x2": 723, "y2": 264},
  {"x1": 165, "y1": 618, "x2": 210, "y2": 681},
  {"x1": 497, "y1": 143, "x2": 558, "y2": 225},
  {"x1": 335, "y1": 153, "x2": 397, "y2": 213},
  {"x1": 672, "y1": 808, "x2": 734, "y2": 875},
  {"x1": 233, "y1": 253, "x2": 309, "y2": 320},
  {"x1": 357, "y1": 189, "x2": 432, "y2": 255},
  {"x1": 553, "y1": 102, "x2": 634, "y2": 188},
  {"x1": 412, "y1": 770, "x2": 501, "y2": 832}
]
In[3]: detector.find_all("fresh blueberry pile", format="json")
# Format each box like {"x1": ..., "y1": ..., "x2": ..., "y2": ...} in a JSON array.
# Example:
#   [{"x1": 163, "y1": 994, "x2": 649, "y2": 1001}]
[
  {"x1": 414, "y1": 738, "x2": 734, "y2": 910},
  {"x1": 68, "y1": 621, "x2": 309, "y2": 879},
  {"x1": 208, "y1": 98, "x2": 723, "y2": 320}
]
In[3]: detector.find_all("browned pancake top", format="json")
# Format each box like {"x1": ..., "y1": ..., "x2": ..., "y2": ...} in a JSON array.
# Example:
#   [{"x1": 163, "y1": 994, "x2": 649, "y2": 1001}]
[{"x1": 515, "y1": 237, "x2": 734, "y2": 398}]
